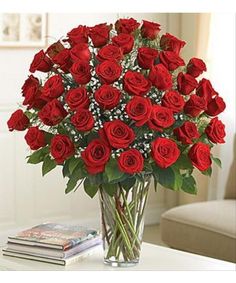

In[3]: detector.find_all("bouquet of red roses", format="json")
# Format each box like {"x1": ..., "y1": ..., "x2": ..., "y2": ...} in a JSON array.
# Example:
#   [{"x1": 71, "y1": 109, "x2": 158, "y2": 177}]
[{"x1": 7, "y1": 18, "x2": 226, "y2": 198}]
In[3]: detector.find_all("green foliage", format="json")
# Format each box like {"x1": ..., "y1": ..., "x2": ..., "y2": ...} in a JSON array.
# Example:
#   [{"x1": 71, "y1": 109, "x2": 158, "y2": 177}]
[
  {"x1": 201, "y1": 167, "x2": 212, "y2": 177},
  {"x1": 174, "y1": 154, "x2": 193, "y2": 170},
  {"x1": 212, "y1": 156, "x2": 222, "y2": 168},
  {"x1": 42, "y1": 155, "x2": 56, "y2": 176},
  {"x1": 120, "y1": 177, "x2": 136, "y2": 192},
  {"x1": 27, "y1": 147, "x2": 49, "y2": 164},
  {"x1": 105, "y1": 158, "x2": 124, "y2": 182},
  {"x1": 102, "y1": 183, "x2": 118, "y2": 196},
  {"x1": 84, "y1": 178, "x2": 98, "y2": 198},
  {"x1": 181, "y1": 175, "x2": 197, "y2": 194}
]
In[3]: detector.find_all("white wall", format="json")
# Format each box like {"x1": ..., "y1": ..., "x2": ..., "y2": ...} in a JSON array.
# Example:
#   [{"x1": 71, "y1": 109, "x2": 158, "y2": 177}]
[{"x1": 0, "y1": 13, "x2": 172, "y2": 232}]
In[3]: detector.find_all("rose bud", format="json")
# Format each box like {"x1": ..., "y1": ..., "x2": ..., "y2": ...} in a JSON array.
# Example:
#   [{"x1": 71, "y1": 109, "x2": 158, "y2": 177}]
[
  {"x1": 205, "y1": 117, "x2": 226, "y2": 144},
  {"x1": 149, "y1": 63, "x2": 172, "y2": 91},
  {"x1": 174, "y1": 121, "x2": 200, "y2": 144},
  {"x1": 205, "y1": 95, "x2": 226, "y2": 116},
  {"x1": 29, "y1": 50, "x2": 52, "y2": 73},
  {"x1": 50, "y1": 134, "x2": 75, "y2": 164},
  {"x1": 118, "y1": 149, "x2": 144, "y2": 174},
  {"x1": 188, "y1": 142, "x2": 212, "y2": 171},
  {"x1": 94, "y1": 85, "x2": 121, "y2": 110},
  {"x1": 137, "y1": 47, "x2": 159, "y2": 69},
  {"x1": 112, "y1": 33, "x2": 134, "y2": 54},
  {"x1": 141, "y1": 20, "x2": 161, "y2": 40},
  {"x1": 96, "y1": 44, "x2": 123, "y2": 62},
  {"x1": 161, "y1": 90, "x2": 185, "y2": 113},
  {"x1": 89, "y1": 23, "x2": 111, "y2": 48},
  {"x1": 7, "y1": 109, "x2": 29, "y2": 131},
  {"x1": 70, "y1": 60, "x2": 91, "y2": 85},
  {"x1": 196, "y1": 78, "x2": 217, "y2": 104},
  {"x1": 115, "y1": 18, "x2": 140, "y2": 34},
  {"x1": 41, "y1": 75, "x2": 64, "y2": 102},
  {"x1": 81, "y1": 139, "x2": 111, "y2": 175},
  {"x1": 65, "y1": 87, "x2": 90, "y2": 110},
  {"x1": 24, "y1": 127, "x2": 46, "y2": 150},
  {"x1": 160, "y1": 33, "x2": 186, "y2": 55},
  {"x1": 96, "y1": 60, "x2": 122, "y2": 84},
  {"x1": 177, "y1": 72, "x2": 198, "y2": 95},
  {"x1": 67, "y1": 25, "x2": 89, "y2": 45},
  {"x1": 159, "y1": 51, "x2": 185, "y2": 71},
  {"x1": 52, "y1": 49, "x2": 72, "y2": 73},
  {"x1": 187, "y1": 57, "x2": 207, "y2": 78},
  {"x1": 70, "y1": 43, "x2": 91, "y2": 62},
  {"x1": 46, "y1": 40, "x2": 65, "y2": 58},
  {"x1": 184, "y1": 94, "x2": 207, "y2": 117},
  {"x1": 151, "y1": 137, "x2": 180, "y2": 168},
  {"x1": 70, "y1": 109, "x2": 94, "y2": 132},
  {"x1": 123, "y1": 71, "x2": 151, "y2": 96}
]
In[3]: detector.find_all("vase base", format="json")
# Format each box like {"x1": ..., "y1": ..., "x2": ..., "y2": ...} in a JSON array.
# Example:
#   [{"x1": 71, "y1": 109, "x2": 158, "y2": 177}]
[{"x1": 104, "y1": 258, "x2": 139, "y2": 267}]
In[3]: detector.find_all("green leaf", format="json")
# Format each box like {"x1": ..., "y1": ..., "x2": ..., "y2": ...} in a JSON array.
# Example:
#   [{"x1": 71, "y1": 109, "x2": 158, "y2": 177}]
[
  {"x1": 174, "y1": 154, "x2": 193, "y2": 170},
  {"x1": 65, "y1": 178, "x2": 78, "y2": 194},
  {"x1": 27, "y1": 147, "x2": 49, "y2": 164},
  {"x1": 62, "y1": 159, "x2": 70, "y2": 178},
  {"x1": 102, "y1": 183, "x2": 118, "y2": 196},
  {"x1": 120, "y1": 177, "x2": 136, "y2": 192},
  {"x1": 68, "y1": 157, "x2": 82, "y2": 175},
  {"x1": 212, "y1": 156, "x2": 222, "y2": 168},
  {"x1": 45, "y1": 132, "x2": 54, "y2": 144},
  {"x1": 201, "y1": 167, "x2": 212, "y2": 177},
  {"x1": 105, "y1": 158, "x2": 124, "y2": 182},
  {"x1": 42, "y1": 155, "x2": 57, "y2": 176},
  {"x1": 84, "y1": 178, "x2": 98, "y2": 198},
  {"x1": 181, "y1": 175, "x2": 197, "y2": 194}
]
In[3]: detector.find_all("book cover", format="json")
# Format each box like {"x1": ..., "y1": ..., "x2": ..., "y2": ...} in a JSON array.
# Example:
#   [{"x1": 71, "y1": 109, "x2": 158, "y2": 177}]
[{"x1": 8, "y1": 223, "x2": 98, "y2": 250}]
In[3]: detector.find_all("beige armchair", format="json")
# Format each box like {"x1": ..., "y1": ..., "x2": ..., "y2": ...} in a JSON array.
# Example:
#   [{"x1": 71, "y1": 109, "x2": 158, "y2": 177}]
[{"x1": 161, "y1": 139, "x2": 236, "y2": 263}]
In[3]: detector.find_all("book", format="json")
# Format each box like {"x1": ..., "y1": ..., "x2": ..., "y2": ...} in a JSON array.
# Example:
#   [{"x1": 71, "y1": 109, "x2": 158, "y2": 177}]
[
  {"x1": 7, "y1": 223, "x2": 98, "y2": 250},
  {"x1": 5, "y1": 236, "x2": 102, "y2": 259},
  {"x1": 2, "y1": 244, "x2": 102, "y2": 266}
]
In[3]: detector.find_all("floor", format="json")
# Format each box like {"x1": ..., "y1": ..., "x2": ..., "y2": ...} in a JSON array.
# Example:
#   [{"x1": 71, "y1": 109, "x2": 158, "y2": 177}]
[{"x1": 143, "y1": 224, "x2": 166, "y2": 247}]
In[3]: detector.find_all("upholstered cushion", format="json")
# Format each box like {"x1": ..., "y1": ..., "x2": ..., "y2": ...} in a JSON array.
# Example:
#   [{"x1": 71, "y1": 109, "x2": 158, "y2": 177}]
[{"x1": 161, "y1": 200, "x2": 236, "y2": 263}]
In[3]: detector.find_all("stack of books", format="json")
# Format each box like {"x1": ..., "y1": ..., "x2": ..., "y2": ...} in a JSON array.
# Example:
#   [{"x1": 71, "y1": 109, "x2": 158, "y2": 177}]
[{"x1": 2, "y1": 223, "x2": 102, "y2": 265}]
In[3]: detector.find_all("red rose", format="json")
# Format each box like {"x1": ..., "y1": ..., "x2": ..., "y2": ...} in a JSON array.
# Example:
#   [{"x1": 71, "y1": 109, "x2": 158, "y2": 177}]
[
  {"x1": 24, "y1": 127, "x2": 46, "y2": 150},
  {"x1": 205, "y1": 96, "x2": 226, "y2": 116},
  {"x1": 41, "y1": 75, "x2": 64, "y2": 102},
  {"x1": 177, "y1": 72, "x2": 198, "y2": 95},
  {"x1": 89, "y1": 23, "x2": 111, "y2": 48},
  {"x1": 29, "y1": 50, "x2": 52, "y2": 73},
  {"x1": 52, "y1": 49, "x2": 72, "y2": 73},
  {"x1": 70, "y1": 43, "x2": 91, "y2": 62},
  {"x1": 187, "y1": 58, "x2": 207, "y2": 78},
  {"x1": 184, "y1": 94, "x2": 207, "y2": 117},
  {"x1": 96, "y1": 44, "x2": 123, "y2": 62},
  {"x1": 81, "y1": 139, "x2": 111, "y2": 174},
  {"x1": 115, "y1": 18, "x2": 140, "y2": 34},
  {"x1": 196, "y1": 78, "x2": 217, "y2": 104},
  {"x1": 148, "y1": 105, "x2": 175, "y2": 131},
  {"x1": 159, "y1": 51, "x2": 185, "y2": 71},
  {"x1": 46, "y1": 41, "x2": 65, "y2": 58},
  {"x1": 125, "y1": 96, "x2": 152, "y2": 126},
  {"x1": 161, "y1": 90, "x2": 185, "y2": 113},
  {"x1": 71, "y1": 109, "x2": 94, "y2": 132},
  {"x1": 50, "y1": 134, "x2": 75, "y2": 164},
  {"x1": 22, "y1": 75, "x2": 45, "y2": 109},
  {"x1": 174, "y1": 121, "x2": 200, "y2": 144},
  {"x1": 94, "y1": 85, "x2": 121, "y2": 110},
  {"x1": 151, "y1": 137, "x2": 180, "y2": 168},
  {"x1": 95, "y1": 60, "x2": 122, "y2": 84},
  {"x1": 149, "y1": 64, "x2": 172, "y2": 91},
  {"x1": 141, "y1": 20, "x2": 161, "y2": 40},
  {"x1": 118, "y1": 149, "x2": 144, "y2": 174},
  {"x1": 99, "y1": 120, "x2": 135, "y2": 149},
  {"x1": 123, "y1": 71, "x2": 151, "y2": 96},
  {"x1": 137, "y1": 47, "x2": 159, "y2": 69},
  {"x1": 67, "y1": 25, "x2": 89, "y2": 45},
  {"x1": 38, "y1": 99, "x2": 67, "y2": 126},
  {"x1": 70, "y1": 60, "x2": 91, "y2": 85},
  {"x1": 205, "y1": 117, "x2": 226, "y2": 144},
  {"x1": 7, "y1": 109, "x2": 29, "y2": 131},
  {"x1": 65, "y1": 87, "x2": 90, "y2": 110},
  {"x1": 112, "y1": 33, "x2": 134, "y2": 54},
  {"x1": 188, "y1": 142, "x2": 212, "y2": 171},
  {"x1": 160, "y1": 33, "x2": 186, "y2": 55}
]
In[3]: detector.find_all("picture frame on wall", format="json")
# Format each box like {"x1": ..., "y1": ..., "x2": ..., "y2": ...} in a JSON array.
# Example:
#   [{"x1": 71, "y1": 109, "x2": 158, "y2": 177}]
[{"x1": 0, "y1": 13, "x2": 47, "y2": 47}]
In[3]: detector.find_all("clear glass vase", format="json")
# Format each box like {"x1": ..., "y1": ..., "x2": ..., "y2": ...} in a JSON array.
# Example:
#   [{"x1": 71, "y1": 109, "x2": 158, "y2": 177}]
[{"x1": 99, "y1": 175, "x2": 151, "y2": 267}]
